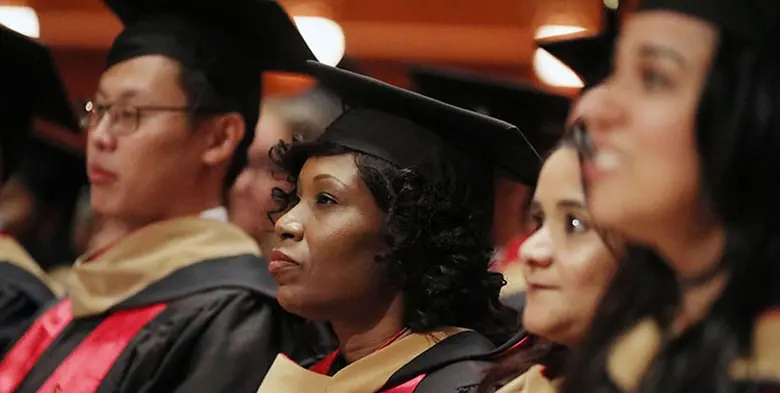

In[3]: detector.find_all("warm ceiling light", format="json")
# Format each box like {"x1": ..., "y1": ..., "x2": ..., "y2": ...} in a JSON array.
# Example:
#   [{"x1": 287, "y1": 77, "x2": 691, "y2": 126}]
[
  {"x1": 534, "y1": 25, "x2": 586, "y2": 40},
  {"x1": 0, "y1": 6, "x2": 39, "y2": 38},
  {"x1": 533, "y1": 48, "x2": 584, "y2": 88},
  {"x1": 294, "y1": 16, "x2": 345, "y2": 67},
  {"x1": 604, "y1": 0, "x2": 619, "y2": 10}
]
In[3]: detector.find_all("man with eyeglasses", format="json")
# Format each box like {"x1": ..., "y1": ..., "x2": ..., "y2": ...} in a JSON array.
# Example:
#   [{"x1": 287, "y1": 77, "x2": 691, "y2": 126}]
[{"x1": 0, "y1": 1, "x2": 326, "y2": 392}]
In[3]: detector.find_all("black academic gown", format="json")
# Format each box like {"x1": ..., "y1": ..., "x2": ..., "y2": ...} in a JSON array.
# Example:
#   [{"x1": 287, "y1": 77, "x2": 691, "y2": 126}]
[
  {"x1": 0, "y1": 236, "x2": 55, "y2": 357},
  {"x1": 385, "y1": 331, "x2": 496, "y2": 393},
  {"x1": 604, "y1": 293, "x2": 780, "y2": 393},
  {"x1": 257, "y1": 328, "x2": 507, "y2": 393},
  {"x1": 0, "y1": 218, "x2": 326, "y2": 393}
]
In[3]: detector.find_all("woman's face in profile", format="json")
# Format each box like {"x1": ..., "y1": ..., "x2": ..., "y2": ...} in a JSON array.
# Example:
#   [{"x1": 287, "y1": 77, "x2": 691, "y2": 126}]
[
  {"x1": 577, "y1": 11, "x2": 717, "y2": 245},
  {"x1": 271, "y1": 154, "x2": 391, "y2": 320},
  {"x1": 520, "y1": 147, "x2": 618, "y2": 346}
]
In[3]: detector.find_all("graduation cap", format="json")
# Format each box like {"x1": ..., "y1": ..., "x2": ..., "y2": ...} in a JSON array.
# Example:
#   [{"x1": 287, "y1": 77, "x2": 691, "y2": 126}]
[
  {"x1": 538, "y1": 3, "x2": 619, "y2": 89},
  {"x1": 103, "y1": 0, "x2": 316, "y2": 161},
  {"x1": 0, "y1": 25, "x2": 81, "y2": 182},
  {"x1": 409, "y1": 66, "x2": 570, "y2": 175},
  {"x1": 637, "y1": 0, "x2": 777, "y2": 42},
  {"x1": 304, "y1": 60, "x2": 541, "y2": 188},
  {"x1": 104, "y1": 0, "x2": 314, "y2": 71}
]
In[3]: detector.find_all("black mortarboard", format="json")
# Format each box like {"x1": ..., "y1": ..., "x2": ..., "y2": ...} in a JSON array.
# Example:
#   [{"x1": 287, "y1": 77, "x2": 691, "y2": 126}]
[
  {"x1": 305, "y1": 60, "x2": 541, "y2": 187},
  {"x1": 409, "y1": 66, "x2": 570, "y2": 175},
  {"x1": 539, "y1": 3, "x2": 619, "y2": 89},
  {"x1": 0, "y1": 25, "x2": 81, "y2": 182},
  {"x1": 637, "y1": 0, "x2": 776, "y2": 42},
  {"x1": 103, "y1": 0, "x2": 315, "y2": 167}
]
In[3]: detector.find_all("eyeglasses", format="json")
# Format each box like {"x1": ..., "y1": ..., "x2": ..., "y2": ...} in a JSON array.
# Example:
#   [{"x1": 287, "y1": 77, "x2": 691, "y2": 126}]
[
  {"x1": 84, "y1": 100, "x2": 193, "y2": 136},
  {"x1": 568, "y1": 120, "x2": 595, "y2": 160}
]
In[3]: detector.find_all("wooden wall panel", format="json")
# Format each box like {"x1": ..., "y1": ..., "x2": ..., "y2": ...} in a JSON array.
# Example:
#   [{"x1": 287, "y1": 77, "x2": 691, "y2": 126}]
[
  {"x1": 338, "y1": 0, "x2": 537, "y2": 25},
  {"x1": 51, "y1": 48, "x2": 106, "y2": 101},
  {"x1": 34, "y1": 0, "x2": 608, "y2": 102},
  {"x1": 29, "y1": 0, "x2": 605, "y2": 66}
]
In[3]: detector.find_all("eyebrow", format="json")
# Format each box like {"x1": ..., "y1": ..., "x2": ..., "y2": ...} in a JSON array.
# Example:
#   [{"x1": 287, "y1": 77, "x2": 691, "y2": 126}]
[
  {"x1": 296, "y1": 173, "x2": 349, "y2": 194},
  {"x1": 313, "y1": 173, "x2": 347, "y2": 187},
  {"x1": 557, "y1": 199, "x2": 585, "y2": 210},
  {"x1": 638, "y1": 43, "x2": 687, "y2": 68},
  {"x1": 95, "y1": 88, "x2": 143, "y2": 101}
]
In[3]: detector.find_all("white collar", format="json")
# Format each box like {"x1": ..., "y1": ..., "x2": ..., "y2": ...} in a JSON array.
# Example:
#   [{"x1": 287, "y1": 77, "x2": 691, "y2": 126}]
[{"x1": 199, "y1": 206, "x2": 229, "y2": 222}]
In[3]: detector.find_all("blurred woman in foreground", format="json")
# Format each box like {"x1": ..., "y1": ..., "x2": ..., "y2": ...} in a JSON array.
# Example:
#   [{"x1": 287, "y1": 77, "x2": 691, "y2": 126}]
[{"x1": 562, "y1": 1, "x2": 780, "y2": 392}]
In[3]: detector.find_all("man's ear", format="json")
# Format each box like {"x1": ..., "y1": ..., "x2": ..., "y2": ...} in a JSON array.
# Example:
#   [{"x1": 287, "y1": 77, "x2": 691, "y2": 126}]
[{"x1": 201, "y1": 113, "x2": 246, "y2": 166}]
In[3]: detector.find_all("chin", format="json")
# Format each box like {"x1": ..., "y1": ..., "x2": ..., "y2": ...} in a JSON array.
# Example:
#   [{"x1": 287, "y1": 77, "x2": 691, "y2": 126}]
[
  {"x1": 276, "y1": 287, "x2": 329, "y2": 321},
  {"x1": 275, "y1": 286, "x2": 308, "y2": 316},
  {"x1": 90, "y1": 194, "x2": 141, "y2": 224},
  {"x1": 521, "y1": 315, "x2": 551, "y2": 338},
  {"x1": 90, "y1": 194, "x2": 118, "y2": 217},
  {"x1": 522, "y1": 302, "x2": 558, "y2": 336}
]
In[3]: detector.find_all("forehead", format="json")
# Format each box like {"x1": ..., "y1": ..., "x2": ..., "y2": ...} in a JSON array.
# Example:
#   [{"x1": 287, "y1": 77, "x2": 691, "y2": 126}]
[
  {"x1": 534, "y1": 148, "x2": 584, "y2": 204},
  {"x1": 98, "y1": 55, "x2": 185, "y2": 102},
  {"x1": 299, "y1": 154, "x2": 360, "y2": 182},
  {"x1": 620, "y1": 11, "x2": 718, "y2": 62}
]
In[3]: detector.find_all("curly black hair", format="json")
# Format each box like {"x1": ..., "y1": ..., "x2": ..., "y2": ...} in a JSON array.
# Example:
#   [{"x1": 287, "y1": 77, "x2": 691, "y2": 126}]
[{"x1": 269, "y1": 139, "x2": 519, "y2": 345}]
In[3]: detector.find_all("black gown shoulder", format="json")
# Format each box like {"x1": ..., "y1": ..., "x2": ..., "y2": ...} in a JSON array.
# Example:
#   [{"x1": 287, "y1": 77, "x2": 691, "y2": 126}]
[
  {"x1": 11, "y1": 255, "x2": 328, "y2": 393},
  {"x1": 383, "y1": 330, "x2": 497, "y2": 393},
  {"x1": 0, "y1": 260, "x2": 54, "y2": 357},
  {"x1": 109, "y1": 287, "x2": 312, "y2": 393}
]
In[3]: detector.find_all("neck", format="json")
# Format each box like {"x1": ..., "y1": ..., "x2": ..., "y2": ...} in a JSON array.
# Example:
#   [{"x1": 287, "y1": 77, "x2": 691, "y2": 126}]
[
  {"x1": 331, "y1": 295, "x2": 406, "y2": 364},
  {"x1": 654, "y1": 223, "x2": 724, "y2": 281},
  {"x1": 112, "y1": 189, "x2": 223, "y2": 233},
  {"x1": 674, "y1": 273, "x2": 728, "y2": 333},
  {"x1": 653, "y1": 220, "x2": 727, "y2": 330}
]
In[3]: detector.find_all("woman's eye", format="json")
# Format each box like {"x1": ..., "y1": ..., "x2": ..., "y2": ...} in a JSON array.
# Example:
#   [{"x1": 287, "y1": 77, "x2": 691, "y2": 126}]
[
  {"x1": 564, "y1": 213, "x2": 591, "y2": 234},
  {"x1": 315, "y1": 192, "x2": 338, "y2": 205},
  {"x1": 640, "y1": 67, "x2": 672, "y2": 91}
]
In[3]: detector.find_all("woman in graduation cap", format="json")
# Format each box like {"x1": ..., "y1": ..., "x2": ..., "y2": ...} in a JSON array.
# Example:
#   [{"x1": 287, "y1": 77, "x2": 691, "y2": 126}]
[
  {"x1": 0, "y1": 1, "x2": 326, "y2": 392},
  {"x1": 255, "y1": 60, "x2": 533, "y2": 393},
  {"x1": 557, "y1": 0, "x2": 780, "y2": 392},
  {"x1": 476, "y1": 83, "x2": 623, "y2": 393}
]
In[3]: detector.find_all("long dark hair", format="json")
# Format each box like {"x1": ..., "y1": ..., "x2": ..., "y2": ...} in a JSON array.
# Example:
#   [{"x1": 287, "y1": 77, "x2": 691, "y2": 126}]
[
  {"x1": 480, "y1": 135, "x2": 625, "y2": 392},
  {"x1": 269, "y1": 140, "x2": 519, "y2": 345},
  {"x1": 562, "y1": 30, "x2": 780, "y2": 393}
]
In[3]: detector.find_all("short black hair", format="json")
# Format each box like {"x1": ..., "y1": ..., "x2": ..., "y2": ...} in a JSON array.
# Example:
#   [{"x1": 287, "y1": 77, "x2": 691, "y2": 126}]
[{"x1": 176, "y1": 64, "x2": 258, "y2": 193}]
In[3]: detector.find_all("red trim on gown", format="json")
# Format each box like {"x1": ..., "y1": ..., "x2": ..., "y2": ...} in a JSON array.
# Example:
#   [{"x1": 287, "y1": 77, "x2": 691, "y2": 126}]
[
  {"x1": 0, "y1": 300, "x2": 73, "y2": 393},
  {"x1": 0, "y1": 299, "x2": 167, "y2": 393},
  {"x1": 35, "y1": 303, "x2": 167, "y2": 393},
  {"x1": 309, "y1": 328, "x2": 426, "y2": 393}
]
